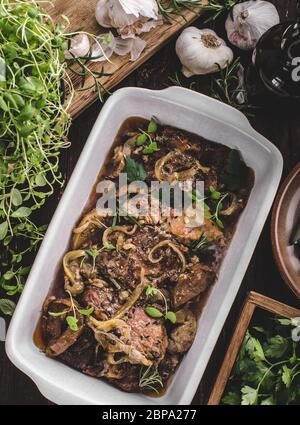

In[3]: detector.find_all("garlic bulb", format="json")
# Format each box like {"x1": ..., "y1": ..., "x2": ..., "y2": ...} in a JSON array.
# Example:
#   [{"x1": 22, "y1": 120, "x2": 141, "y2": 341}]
[
  {"x1": 95, "y1": 0, "x2": 162, "y2": 39},
  {"x1": 176, "y1": 28, "x2": 233, "y2": 77},
  {"x1": 225, "y1": 0, "x2": 280, "y2": 50},
  {"x1": 65, "y1": 34, "x2": 90, "y2": 59}
]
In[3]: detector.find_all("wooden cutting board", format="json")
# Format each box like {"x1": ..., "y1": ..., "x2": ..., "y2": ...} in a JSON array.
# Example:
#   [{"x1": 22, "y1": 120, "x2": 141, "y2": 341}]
[{"x1": 45, "y1": 1, "x2": 206, "y2": 118}]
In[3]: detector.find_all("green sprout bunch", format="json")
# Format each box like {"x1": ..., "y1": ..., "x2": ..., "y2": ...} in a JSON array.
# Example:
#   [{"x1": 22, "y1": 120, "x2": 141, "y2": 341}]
[{"x1": 0, "y1": 0, "x2": 71, "y2": 316}]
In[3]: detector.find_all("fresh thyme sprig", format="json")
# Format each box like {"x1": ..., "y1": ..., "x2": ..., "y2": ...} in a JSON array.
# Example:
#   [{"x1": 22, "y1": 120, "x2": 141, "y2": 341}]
[
  {"x1": 139, "y1": 365, "x2": 163, "y2": 393},
  {"x1": 201, "y1": 0, "x2": 238, "y2": 22},
  {"x1": 156, "y1": 0, "x2": 203, "y2": 23}
]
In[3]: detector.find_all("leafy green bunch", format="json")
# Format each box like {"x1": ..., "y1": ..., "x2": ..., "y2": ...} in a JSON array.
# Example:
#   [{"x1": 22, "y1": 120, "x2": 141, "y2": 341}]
[
  {"x1": 222, "y1": 317, "x2": 300, "y2": 405},
  {"x1": 0, "y1": 0, "x2": 71, "y2": 315}
]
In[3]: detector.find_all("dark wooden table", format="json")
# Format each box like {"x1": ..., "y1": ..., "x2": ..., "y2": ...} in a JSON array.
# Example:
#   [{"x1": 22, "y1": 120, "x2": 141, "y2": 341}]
[{"x1": 1, "y1": 0, "x2": 300, "y2": 405}]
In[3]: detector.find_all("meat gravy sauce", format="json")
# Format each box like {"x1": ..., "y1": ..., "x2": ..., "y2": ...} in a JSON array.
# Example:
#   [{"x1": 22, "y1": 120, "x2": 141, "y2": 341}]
[{"x1": 35, "y1": 117, "x2": 254, "y2": 395}]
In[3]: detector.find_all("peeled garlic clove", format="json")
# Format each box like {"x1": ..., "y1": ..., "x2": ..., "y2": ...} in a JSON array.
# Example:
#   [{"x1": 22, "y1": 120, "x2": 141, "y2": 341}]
[
  {"x1": 91, "y1": 32, "x2": 116, "y2": 62},
  {"x1": 65, "y1": 33, "x2": 90, "y2": 59},
  {"x1": 225, "y1": 0, "x2": 280, "y2": 50},
  {"x1": 176, "y1": 27, "x2": 233, "y2": 77}
]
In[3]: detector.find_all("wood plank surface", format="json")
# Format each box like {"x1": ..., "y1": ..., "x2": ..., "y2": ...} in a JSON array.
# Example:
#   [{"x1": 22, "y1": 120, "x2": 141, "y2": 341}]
[
  {"x1": 45, "y1": 0, "x2": 205, "y2": 117},
  {"x1": 1, "y1": 0, "x2": 300, "y2": 406}
]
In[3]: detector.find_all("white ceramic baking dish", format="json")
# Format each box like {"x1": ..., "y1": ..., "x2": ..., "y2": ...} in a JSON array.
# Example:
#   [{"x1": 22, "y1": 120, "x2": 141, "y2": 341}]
[{"x1": 6, "y1": 87, "x2": 283, "y2": 405}]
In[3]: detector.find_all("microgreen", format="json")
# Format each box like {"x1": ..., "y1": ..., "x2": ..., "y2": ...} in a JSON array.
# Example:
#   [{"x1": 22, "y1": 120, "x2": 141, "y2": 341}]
[
  {"x1": 136, "y1": 118, "x2": 160, "y2": 154},
  {"x1": 0, "y1": 298, "x2": 16, "y2": 316},
  {"x1": 85, "y1": 248, "x2": 100, "y2": 271},
  {"x1": 49, "y1": 290, "x2": 93, "y2": 332},
  {"x1": 103, "y1": 241, "x2": 116, "y2": 250},
  {"x1": 211, "y1": 193, "x2": 228, "y2": 229},
  {"x1": 143, "y1": 141, "x2": 160, "y2": 155},
  {"x1": 0, "y1": 0, "x2": 71, "y2": 315},
  {"x1": 145, "y1": 285, "x2": 177, "y2": 324}
]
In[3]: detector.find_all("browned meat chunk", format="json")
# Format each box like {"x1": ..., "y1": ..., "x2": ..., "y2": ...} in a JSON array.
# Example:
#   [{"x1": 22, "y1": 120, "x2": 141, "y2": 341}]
[
  {"x1": 81, "y1": 282, "x2": 125, "y2": 320},
  {"x1": 168, "y1": 309, "x2": 197, "y2": 354},
  {"x1": 172, "y1": 263, "x2": 214, "y2": 308},
  {"x1": 126, "y1": 307, "x2": 168, "y2": 363},
  {"x1": 42, "y1": 297, "x2": 84, "y2": 358},
  {"x1": 59, "y1": 328, "x2": 96, "y2": 370},
  {"x1": 97, "y1": 226, "x2": 184, "y2": 288}
]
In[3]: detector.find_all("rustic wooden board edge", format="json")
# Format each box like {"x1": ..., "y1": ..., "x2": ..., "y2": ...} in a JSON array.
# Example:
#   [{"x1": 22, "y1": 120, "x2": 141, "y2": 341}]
[
  {"x1": 56, "y1": 4, "x2": 207, "y2": 119},
  {"x1": 207, "y1": 291, "x2": 300, "y2": 405}
]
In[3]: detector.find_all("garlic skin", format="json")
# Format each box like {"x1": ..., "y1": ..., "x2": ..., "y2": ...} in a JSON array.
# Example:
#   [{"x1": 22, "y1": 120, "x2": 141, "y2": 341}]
[
  {"x1": 176, "y1": 28, "x2": 233, "y2": 77},
  {"x1": 225, "y1": 0, "x2": 280, "y2": 51},
  {"x1": 95, "y1": 0, "x2": 162, "y2": 39},
  {"x1": 91, "y1": 32, "x2": 147, "y2": 62},
  {"x1": 64, "y1": 34, "x2": 90, "y2": 59}
]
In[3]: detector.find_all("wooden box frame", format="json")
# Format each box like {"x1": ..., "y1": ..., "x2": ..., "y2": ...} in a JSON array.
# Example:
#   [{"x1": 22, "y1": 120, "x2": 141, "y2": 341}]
[{"x1": 208, "y1": 291, "x2": 300, "y2": 405}]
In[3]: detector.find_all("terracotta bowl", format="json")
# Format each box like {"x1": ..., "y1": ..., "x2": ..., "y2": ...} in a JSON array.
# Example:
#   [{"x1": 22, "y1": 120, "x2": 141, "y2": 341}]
[{"x1": 271, "y1": 162, "x2": 300, "y2": 299}]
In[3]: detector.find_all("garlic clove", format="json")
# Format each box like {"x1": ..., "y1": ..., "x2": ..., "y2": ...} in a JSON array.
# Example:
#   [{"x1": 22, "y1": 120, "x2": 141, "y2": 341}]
[
  {"x1": 95, "y1": 0, "x2": 161, "y2": 40},
  {"x1": 225, "y1": 0, "x2": 280, "y2": 51},
  {"x1": 176, "y1": 27, "x2": 233, "y2": 77},
  {"x1": 64, "y1": 33, "x2": 90, "y2": 59},
  {"x1": 91, "y1": 32, "x2": 116, "y2": 62}
]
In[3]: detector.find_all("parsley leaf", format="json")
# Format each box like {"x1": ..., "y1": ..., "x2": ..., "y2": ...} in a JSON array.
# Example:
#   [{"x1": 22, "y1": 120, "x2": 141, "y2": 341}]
[
  {"x1": 125, "y1": 157, "x2": 147, "y2": 182},
  {"x1": 241, "y1": 385, "x2": 258, "y2": 405},
  {"x1": 265, "y1": 335, "x2": 289, "y2": 359}
]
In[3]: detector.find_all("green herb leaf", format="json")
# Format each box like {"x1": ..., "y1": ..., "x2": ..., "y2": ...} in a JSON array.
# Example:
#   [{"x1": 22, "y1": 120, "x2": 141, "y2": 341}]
[
  {"x1": 261, "y1": 396, "x2": 275, "y2": 405},
  {"x1": 0, "y1": 221, "x2": 8, "y2": 241},
  {"x1": 103, "y1": 242, "x2": 115, "y2": 250},
  {"x1": 241, "y1": 385, "x2": 258, "y2": 405},
  {"x1": 146, "y1": 285, "x2": 158, "y2": 297},
  {"x1": 136, "y1": 133, "x2": 147, "y2": 146},
  {"x1": 209, "y1": 186, "x2": 221, "y2": 200},
  {"x1": 11, "y1": 207, "x2": 32, "y2": 218},
  {"x1": 125, "y1": 157, "x2": 147, "y2": 182},
  {"x1": 11, "y1": 188, "x2": 23, "y2": 206},
  {"x1": 144, "y1": 306, "x2": 163, "y2": 319},
  {"x1": 165, "y1": 311, "x2": 177, "y2": 324},
  {"x1": 222, "y1": 391, "x2": 240, "y2": 405},
  {"x1": 265, "y1": 335, "x2": 289, "y2": 359},
  {"x1": 147, "y1": 119, "x2": 158, "y2": 134},
  {"x1": 78, "y1": 306, "x2": 94, "y2": 316},
  {"x1": 143, "y1": 141, "x2": 160, "y2": 155},
  {"x1": 281, "y1": 365, "x2": 292, "y2": 388},
  {"x1": 35, "y1": 174, "x2": 47, "y2": 187},
  {"x1": 66, "y1": 316, "x2": 79, "y2": 332},
  {"x1": 0, "y1": 298, "x2": 16, "y2": 316}
]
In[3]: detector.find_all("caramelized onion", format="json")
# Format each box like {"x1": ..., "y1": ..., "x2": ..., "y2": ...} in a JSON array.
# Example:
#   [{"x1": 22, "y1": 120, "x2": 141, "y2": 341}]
[
  {"x1": 220, "y1": 193, "x2": 239, "y2": 216},
  {"x1": 102, "y1": 225, "x2": 138, "y2": 246},
  {"x1": 148, "y1": 240, "x2": 186, "y2": 273},
  {"x1": 63, "y1": 250, "x2": 86, "y2": 295},
  {"x1": 72, "y1": 209, "x2": 106, "y2": 249},
  {"x1": 154, "y1": 150, "x2": 209, "y2": 183}
]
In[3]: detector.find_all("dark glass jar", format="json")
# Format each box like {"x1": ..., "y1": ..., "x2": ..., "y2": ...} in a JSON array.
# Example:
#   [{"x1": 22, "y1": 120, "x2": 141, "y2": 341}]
[{"x1": 246, "y1": 11, "x2": 300, "y2": 105}]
